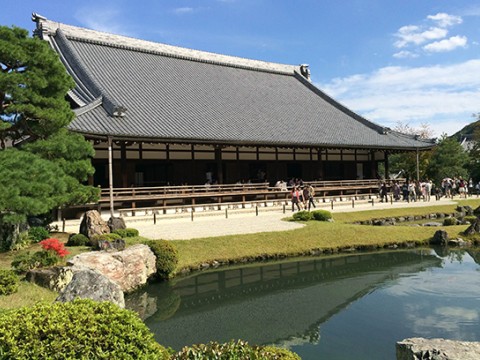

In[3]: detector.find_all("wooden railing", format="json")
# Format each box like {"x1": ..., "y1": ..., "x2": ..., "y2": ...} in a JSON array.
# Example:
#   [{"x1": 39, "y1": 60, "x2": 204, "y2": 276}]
[{"x1": 97, "y1": 179, "x2": 405, "y2": 215}]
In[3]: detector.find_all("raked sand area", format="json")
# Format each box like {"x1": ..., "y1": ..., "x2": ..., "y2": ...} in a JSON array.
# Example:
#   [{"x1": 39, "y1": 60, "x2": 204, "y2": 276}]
[{"x1": 56, "y1": 197, "x2": 460, "y2": 240}]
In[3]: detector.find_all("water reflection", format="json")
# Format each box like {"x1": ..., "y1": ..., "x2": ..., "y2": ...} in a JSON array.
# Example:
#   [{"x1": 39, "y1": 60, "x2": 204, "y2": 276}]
[{"x1": 127, "y1": 250, "x2": 455, "y2": 351}]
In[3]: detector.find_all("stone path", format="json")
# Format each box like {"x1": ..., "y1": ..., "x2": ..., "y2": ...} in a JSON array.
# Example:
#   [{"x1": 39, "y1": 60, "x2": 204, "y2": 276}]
[{"x1": 57, "y1": 197, "x2": 461, "y2": 240}]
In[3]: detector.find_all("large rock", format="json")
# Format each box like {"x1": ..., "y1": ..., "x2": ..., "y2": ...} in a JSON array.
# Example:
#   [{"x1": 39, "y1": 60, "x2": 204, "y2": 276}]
[
  {"x1": 396, "y1": 338, "x2": 480, "y2": 360},
  {"x1": 26, "y1": 266, "x2": 74, "y2": 292},
  {"x1": 463, "y1": 217, "x2": 480, "y2": 236},
  {"x1": 430, "y1": 230, "x2": 449, "y2": 246},
  {"x1": 457, "y1": 205, "x2": 474, "y2": 216},
  {"x1": 79, "y1": 210, "x2": 110, "y2": 239},
  {"x1": 108, "y1": 216, "x2": 126, "y2": 232},
  {"x1": 56, "y1": 266, "x2": 125, "y2": 308},
  {"x1": 68, "y1": 244, "x2": 156, "y2": 293}
]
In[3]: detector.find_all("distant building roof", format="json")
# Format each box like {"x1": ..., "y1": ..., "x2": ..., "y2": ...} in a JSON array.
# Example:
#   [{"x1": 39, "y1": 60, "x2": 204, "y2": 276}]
[{"x1": 33, "y1": 14, "x2": 435, "y2": 150}]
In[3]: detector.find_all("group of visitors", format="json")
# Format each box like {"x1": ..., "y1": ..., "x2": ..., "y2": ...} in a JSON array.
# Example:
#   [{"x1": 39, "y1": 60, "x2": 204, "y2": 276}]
[
  {"x1": 291, "y1": 184, "x2": 316, "y2": 212},
  {"x1": 440, "y1": 177, "x2": 478, "y2": 198},
  {"x1": 381, "y1": 176, "x2": 480, "y2": 202}
]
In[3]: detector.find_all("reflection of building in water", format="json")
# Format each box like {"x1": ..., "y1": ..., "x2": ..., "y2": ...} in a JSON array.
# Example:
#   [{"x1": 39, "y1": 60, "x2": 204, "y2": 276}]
[{"x1": 138, "y1": 251, "x2": 441, "y2": 349}]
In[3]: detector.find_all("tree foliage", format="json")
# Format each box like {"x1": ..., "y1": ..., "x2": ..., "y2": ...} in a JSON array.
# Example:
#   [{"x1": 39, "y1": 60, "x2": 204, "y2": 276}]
[
  {"x1": 426, "y1": 134, "x2": 469, "y2": 185},
  {"x1": 467, "y1": 113, "x2": 480, "y2": 181},
  {"x1": 24, "y1": 129, "x2": 99, "y2": 205},
  {"x1": 0, "y1": 25, "x2": 99, "y2": 248},
  {"x1": 388, "y1": 122, "x2": 434, "y2": 180},
  {"x1": 0, "y1": 26, "x2": 75, "y2": 146},
  {"x1": 0, "y1": 149, "x2": 67, "y2": 225}
]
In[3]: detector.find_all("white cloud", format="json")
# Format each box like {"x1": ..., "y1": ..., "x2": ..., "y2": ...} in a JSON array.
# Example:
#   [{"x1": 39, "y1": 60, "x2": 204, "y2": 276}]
[
  {"x1": 424, "y1": 35, "x2": 467, "y2": 52},
  {"x1": 319, "y1": 60, "x2": 480, "y2": 136},
  {"x1": 392, "y1": 13, "x2": 466, "y2": 57},
  {"x1": 172, "y1": 7, "x2": 195, "y2": 15},
  {"x1": 427, "y1": 13, "x2": 463, "y2": 28},
  {"x1": 75, "y1": 7, "x2": 132, "y2": 36},
  {"x1": 394, "y1": 26, "x2": 447, "y2": 48},
  {"x1": 393, "y1": 50, "x2": 419, "y2": 59}
]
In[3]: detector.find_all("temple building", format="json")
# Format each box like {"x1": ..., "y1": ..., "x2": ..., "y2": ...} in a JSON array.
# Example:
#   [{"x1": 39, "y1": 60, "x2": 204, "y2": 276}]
[{"x1": 32, "y1": 14, "x2": 435, "y2": 188}]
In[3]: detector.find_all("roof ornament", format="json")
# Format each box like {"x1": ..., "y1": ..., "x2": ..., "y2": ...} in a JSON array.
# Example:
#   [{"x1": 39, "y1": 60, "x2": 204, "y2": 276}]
[
  {"x1": 112, "y1": 106, "x2": 127, "y2": 118},
  {"x1": 31, "y1": 13, "x2": 47, "y2": 21},
  {"x1": 300, "y1": 64, "x2": 311, "y2": 82}
]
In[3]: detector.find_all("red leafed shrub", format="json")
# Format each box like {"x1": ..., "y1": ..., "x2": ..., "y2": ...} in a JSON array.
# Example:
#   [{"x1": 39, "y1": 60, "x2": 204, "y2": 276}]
[{"x1": 39, "y1": 238, "x2": 69, "y2": 257}]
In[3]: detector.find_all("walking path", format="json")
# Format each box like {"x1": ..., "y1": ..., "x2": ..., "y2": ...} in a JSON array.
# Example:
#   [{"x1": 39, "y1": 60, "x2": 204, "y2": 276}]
[{"x1": 56, "y1": 197, "x2": 463, "y2": 240}]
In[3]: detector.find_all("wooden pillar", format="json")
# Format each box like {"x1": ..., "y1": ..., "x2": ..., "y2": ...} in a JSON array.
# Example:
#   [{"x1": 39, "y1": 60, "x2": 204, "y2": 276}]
[
  {"x1": 215, "y1": 146, "x2": 223, "y2": 184},
  {"x1": 317, "y1": 149, "x2": 324, "y2": 180},
  {"x1": 416, "y1": 148, "x2": 420, "y2": 181},
  {"x1": 274, "y1": 147, "x2": 279, "y2": 182},
  {"x1": 384, "y1": 151, "x2": 389, "y2": 180},
  {"x1": 120, "y1": 141, "x2": 128, "y2": 188},
  {"x1": 370, "y1": 150, "x2": 376, "y2": 179},
  {"x1": 107, "y1": 136, "x2": 114, "y2": 218}
]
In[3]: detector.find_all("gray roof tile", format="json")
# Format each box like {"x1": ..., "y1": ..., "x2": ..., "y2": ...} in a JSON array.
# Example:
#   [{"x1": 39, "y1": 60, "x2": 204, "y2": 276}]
[{"x1": 36, "y1": 16, "x2": 434, "y2": 150}]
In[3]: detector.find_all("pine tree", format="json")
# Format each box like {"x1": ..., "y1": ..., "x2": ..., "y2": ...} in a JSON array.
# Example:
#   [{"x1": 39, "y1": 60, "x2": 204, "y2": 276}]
[
  {"x1": 0, "y1": 26, "x2": 99, "y2": 248},
  {"x1": 426, "y1": 134, "x2": 469, "y2": 186}
]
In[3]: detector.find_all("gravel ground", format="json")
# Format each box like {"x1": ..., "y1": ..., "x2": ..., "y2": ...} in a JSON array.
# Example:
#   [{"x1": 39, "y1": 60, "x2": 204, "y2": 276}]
[{"x1": 55, "y1": 197, "x2": 459, "y2": 240}]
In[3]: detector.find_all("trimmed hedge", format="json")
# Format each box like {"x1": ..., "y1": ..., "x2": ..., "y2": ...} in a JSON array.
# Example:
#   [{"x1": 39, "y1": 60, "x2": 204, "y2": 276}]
[
  {"x1": 0, "y1": 270, "x2": 19, "y2": 296},
  {"x1": 292, "y1": 211, "x2": 313, "y2": 221},
  {"x1": 66, "y1": 233, "x2": 90, "y2": 247},
  {"x1": 145, "y1": 240, "x2": 179, "y2": 280},
  {"x1": 0, "y1": 299, "x2": 170, "y2": 359},
  {"x1": 113, "y1": 228, "x2": 139, "y2": 238},
  {"x1": 172, "y1": 340, "x2": 301, "y2": 359},
  {"x1": 28, "y1": 227, "x2": 49, "y2": 243},
  {"x1": 311, "y1": 209, "x2": 332, "y2": 221}
]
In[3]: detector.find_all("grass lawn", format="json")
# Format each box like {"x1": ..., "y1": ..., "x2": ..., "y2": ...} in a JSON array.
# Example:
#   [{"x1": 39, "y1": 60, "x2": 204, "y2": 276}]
[
  {"x1": 171, "y1": 199, "x2": 480, "y2": 271},
  {"x1": 0, "y1": 198, "x2": 479, "y2": 309}
]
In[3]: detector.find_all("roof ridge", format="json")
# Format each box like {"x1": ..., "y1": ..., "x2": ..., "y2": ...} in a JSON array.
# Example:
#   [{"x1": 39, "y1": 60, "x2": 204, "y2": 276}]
[
  {"x1": 293, "y1": 71, "x2": 387, "y2": 134},
  {"x1": 33, "y1": 15, "x2": 300, "y2": 76}
]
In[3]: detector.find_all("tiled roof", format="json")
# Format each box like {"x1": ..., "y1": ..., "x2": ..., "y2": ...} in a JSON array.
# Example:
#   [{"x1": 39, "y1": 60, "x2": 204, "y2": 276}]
[{"x1": 33, "y1": 14, "x2": 435, "y2": 150}]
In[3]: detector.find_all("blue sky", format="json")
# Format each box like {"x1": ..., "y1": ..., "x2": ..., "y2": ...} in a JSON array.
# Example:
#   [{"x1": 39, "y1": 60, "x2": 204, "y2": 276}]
[{"x1": 3, "y1": 0, "x2": 480, "y2": 136}]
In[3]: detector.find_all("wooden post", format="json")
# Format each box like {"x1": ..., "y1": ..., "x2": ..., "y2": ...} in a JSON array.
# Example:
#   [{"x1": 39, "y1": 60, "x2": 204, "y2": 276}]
[
  {"x1": 108, "y1": 136, "x2": 114, "y2": 218},
  {"x1": 416, "y1": 148, "x2": 420, "y2": 181}
]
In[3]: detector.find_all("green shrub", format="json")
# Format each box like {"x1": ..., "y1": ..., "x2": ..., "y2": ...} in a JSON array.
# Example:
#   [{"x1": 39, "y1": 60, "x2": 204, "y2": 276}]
[
  {"x1": 66, "y1": 233, "x2": 91, "y2": 247},
  {"x1": 311, "y1": 209, "x2": 333, "y2": 221},
  {"x1": 11, "y1": 251, "x2": 59, "y2": 273},
  {"x1": 113, "y1": 228, "x2": 140, "y2": 238},
  {"x1": 28, "y1": 226, "x2": 50, "y2": 243},
  {"x1": 464, "y1": 216, "x2": 477, "y2": 224},
  {"x1": 0, "y1": 270, "x2": 19, "y2": 296},
  {"x1": 292, "y1": 210, "x2": 312, "y2": 221},
  {"x1": 145, "y1": 240, "x2": 179, "y2": 280},
  {"x1": 9, "y1": 231, "x2": 32, "y2": 251},
  {"x1": 0, "y1": 299, "x2": 169, "y2": 359},
  {"x1": 172, "y1": 340, "x2": 301, "y2": 359},
  {"x1": 443, "y1": 217, "x2": 458, "y2": 226}
]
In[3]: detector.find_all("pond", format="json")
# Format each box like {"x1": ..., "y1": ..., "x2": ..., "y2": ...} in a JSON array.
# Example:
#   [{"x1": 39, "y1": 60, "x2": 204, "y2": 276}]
[{"x1": 126, "y1": 249, "x2": 480, "y2": 359}]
